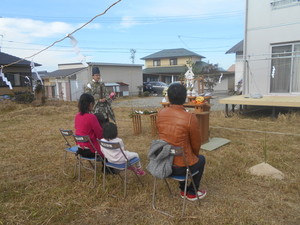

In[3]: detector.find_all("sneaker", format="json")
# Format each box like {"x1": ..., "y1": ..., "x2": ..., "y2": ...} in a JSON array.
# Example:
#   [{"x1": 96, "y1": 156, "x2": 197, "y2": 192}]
[
  {"x1": 135, "y1": 168, "x2": 146, "y2": 176},
  {"x1": 127, "y1": 166, "x2": 136, "y2": 171},
  {"x1": 197, "y1": 189, "x2": 207, "y2": 199},
  {"x1": 180, "y1": 191, "x2": 186, "y2": 199},
  {"x1": 180, "y1": 190, "x2": 207, "y2": 201}
]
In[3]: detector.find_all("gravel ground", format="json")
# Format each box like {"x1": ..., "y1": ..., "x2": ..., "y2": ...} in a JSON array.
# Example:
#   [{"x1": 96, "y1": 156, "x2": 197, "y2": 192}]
[{"x1": 112, "y1": 93, "x2": 228, "y2": 111}]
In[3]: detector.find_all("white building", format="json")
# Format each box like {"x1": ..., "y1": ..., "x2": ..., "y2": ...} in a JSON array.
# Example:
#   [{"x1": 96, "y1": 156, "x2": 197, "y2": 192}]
[
  {"x1": 42, "y1": 62, "x2": 143, "y2": 101},
  {"x1": 228, "y1": 0, "x2": 300, "y2": 96}
]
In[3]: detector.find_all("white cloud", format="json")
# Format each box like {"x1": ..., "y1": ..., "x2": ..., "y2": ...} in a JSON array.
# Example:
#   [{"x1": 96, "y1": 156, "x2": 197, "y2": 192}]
[
  {"x1": 0, "y1": 17, "x2": 89, "y2": 71},
  {"x1": 120, "y1": 16, "x2": 138, "y2": 29},
  {"x1": 0, "y1": 18, "x2": 74, "y2": 39}
]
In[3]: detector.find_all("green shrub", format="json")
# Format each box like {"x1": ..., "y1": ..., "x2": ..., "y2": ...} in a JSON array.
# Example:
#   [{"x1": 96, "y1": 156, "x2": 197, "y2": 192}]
[
  {"x1": 14, "y1": 91, "x2": 34, "y2": 104},
  {"x1": 143, "y1": 91, "x2": 150, "y2": 97}
]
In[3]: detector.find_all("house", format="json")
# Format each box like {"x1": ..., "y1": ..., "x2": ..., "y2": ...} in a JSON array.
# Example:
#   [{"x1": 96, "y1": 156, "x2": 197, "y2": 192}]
[
  {"x1": 213, "y1": 66, "x2": 235, "y2": 94},
  {"x1": 0, "y1": 52, "x2": 41, "y2": 95},
  {"x1": 42, "y1": 62, "x2": 143, "y2": 101},
  {"x1": 229, "y1": 0, "x2": 300, "y2": 96},
  {"x1": 226, "y1": 40, "x2": 244, "y2": 92},
  {"x1": 141, "y1": 48, "x2": 233, "y2": 93},
  {"x1": 220, "y1": 0, "x2": 300, "y2": 116},
  {"x1": 141, "y1": 48, "x2": 206, "y2": 84}
]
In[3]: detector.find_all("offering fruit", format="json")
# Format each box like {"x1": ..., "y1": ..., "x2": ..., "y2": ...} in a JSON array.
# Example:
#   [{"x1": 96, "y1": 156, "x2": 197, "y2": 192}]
[{"x1": 195, "y1": 96, "x2": 204, "y2": 104}]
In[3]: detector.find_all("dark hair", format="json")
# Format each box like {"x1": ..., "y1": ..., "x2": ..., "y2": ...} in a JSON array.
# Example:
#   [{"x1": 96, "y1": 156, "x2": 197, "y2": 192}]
[
  {"x1": 78, "y1": 93, "x2": 95, "y2": 115},
  {"x1": 103, "y1": 122, "x2": 118, "y2": 140},
  {"x1": 94, "y1": 113, "x2": 108, "y2": 127},
  {"x1": 167, "y1": 83, "x2": 187, "y2": 105},
  {"x1": 92, "y1": 67, "x2": 100, "y2": 75}
]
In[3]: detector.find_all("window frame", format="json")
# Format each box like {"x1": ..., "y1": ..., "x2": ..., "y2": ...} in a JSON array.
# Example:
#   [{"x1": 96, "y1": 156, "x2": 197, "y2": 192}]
[
  {"x1": 270, "y1": 42, "x2": 300, "y2": 93},
  {"x1": 153, "y1": 59, "x2": 161, "y2": 67},
  {"x1": 169, "y1": 58, "x2": 178, "y2": 66}
]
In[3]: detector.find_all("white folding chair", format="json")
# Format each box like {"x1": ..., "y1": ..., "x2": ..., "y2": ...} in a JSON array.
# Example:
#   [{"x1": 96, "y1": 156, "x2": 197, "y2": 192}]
[
  {"x1": 59, "y1": 128, "x2": 78, "y2": 177},
  {"x1": 152, "y1": 147, "x2": 201, "y2": 217},
  {"x1": 73, "y1": 135, "x2": 103, "y2": 187},
  {"x1": 98, "y1": 139, "x2": 144, "y2": 198}
]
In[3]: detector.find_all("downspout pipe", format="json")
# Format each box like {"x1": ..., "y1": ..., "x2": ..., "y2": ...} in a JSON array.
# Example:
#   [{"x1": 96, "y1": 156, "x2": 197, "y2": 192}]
[{"x1": 243, "y1": 0, "x2": 249, "y2": 95}]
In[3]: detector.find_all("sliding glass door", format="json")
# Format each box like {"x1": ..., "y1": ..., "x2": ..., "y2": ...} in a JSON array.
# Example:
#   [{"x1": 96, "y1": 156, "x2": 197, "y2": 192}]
[{"x1": 270, "y1": 43, "x2": 300, "y2": 93}]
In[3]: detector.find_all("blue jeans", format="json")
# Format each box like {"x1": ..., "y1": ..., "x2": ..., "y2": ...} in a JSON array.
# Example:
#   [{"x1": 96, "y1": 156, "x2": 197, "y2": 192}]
[{"x1": 171, "y1": 155, "x2": 206, "y2": 195}]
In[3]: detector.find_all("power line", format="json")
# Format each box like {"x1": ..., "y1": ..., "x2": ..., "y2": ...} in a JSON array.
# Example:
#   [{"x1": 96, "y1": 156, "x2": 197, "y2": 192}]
[
  {"x1": 1, "y1": 10, "x2": 243, "y2": 23},
  {"x1": 1, "y1": 0, "x2": 123, "y2": 68}
]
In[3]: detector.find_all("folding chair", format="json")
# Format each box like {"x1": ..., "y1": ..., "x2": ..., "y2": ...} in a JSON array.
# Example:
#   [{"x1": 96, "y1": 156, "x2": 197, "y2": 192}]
[
  {"x1": 98, "y1": 139, "x2": 144, "y2": 198},
  {"x1": 73, "y1": 135, "x2": 103, "y2": 187},
  {"x1": 152, "y1": 147, "x2": 201, "y2": 217},
  {"x1": 59, "y1": 128, "x2": 78, "y2": 177}
]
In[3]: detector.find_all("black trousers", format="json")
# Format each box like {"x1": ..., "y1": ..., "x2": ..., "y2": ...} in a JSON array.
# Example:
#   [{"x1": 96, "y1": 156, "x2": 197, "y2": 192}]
[
  {"x1": 171, "y1": 155, "x2": 206, "y2": 195},
  {"x1": 76, "y1": 147, "x2": 95, "y2": 158}
]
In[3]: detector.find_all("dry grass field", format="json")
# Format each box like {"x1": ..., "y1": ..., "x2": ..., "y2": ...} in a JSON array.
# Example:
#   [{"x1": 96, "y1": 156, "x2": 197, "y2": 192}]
[{"x1": 0, "y1": 98, "x2": 300, "y2": 225}]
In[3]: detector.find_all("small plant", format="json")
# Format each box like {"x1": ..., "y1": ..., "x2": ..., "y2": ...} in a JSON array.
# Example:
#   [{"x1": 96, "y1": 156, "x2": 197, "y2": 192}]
[
  {"x1": 262, "y1": 132, "x2": 268, "y2": 163},
  {"x1": 137, "y1": 85, "x2": 143, "y2": 97},
  {"x1": 14, "y1": 91, "x2": 34, "y2": 104},
  {"x1": 143, "y1": 91, "x2": 150, "y2": 97},
  {"x1": 129, "y1": 109, "x2": 157, "y2": 118}
]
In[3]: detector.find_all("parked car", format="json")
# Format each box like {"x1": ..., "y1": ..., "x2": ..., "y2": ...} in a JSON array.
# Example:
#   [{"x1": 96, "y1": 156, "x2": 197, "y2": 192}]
[
  {"x1": 162, "y1": 81, "x2": 183, "y2": 96},
  {"x1": 143, "y1": 82, "x2": 153, "y2": 93},
  {"x1": 143, "y1": 81, "x2": 168, "y2": 94}
]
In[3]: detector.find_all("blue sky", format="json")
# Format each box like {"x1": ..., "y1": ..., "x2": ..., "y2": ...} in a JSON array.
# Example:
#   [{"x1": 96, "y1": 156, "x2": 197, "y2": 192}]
[{"x1": 0, "y1": 0, "x2": 245, "y2": 72}]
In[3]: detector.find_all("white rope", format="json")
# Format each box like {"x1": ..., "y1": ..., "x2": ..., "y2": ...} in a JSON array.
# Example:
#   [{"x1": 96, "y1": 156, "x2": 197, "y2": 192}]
[{"x1": 211, "y1": 126, "x2": 300, "y2": 136}]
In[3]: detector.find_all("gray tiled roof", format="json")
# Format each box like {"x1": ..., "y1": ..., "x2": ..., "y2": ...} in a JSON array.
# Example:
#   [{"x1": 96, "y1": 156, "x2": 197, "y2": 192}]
[
  {"x1": 143, "y1": 61, "x2": 210, "y2": 74},
  {"x1": 226, "y1": 40, "x2": 243, "y2": 54},
  {"x1": 44, "y1": 67, "x2": 86, "y2": 78},
  {"x1": 0, "y1": 52, "x2": 41, "y2": 66},
  {"x1": 141, "y1": 48, "x2": 205, "y2": 60},
  {"x1": 58, "y1": 62, "x2": 143, "y2": 67},
  {"x1": 143, "y1": 66, "x2": 187, "y2": 74}
]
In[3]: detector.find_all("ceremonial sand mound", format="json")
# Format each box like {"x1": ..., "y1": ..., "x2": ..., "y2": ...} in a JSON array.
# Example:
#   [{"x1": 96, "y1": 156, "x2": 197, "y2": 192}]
[{"x1": 248, "y1": 162, "x2": 284, "y2": 180}]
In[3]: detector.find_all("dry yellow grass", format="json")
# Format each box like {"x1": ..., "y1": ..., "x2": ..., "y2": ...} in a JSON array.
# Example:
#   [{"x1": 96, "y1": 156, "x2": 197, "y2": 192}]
[{"x1": 0, "y1": 99, "x2": 300, "y2": 225}]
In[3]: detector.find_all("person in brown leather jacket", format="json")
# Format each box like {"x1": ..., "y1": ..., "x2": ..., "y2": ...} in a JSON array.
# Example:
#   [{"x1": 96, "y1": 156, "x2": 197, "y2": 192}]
[{"x1": 156, "y1": 83, "x2": 206, "y2": 201}]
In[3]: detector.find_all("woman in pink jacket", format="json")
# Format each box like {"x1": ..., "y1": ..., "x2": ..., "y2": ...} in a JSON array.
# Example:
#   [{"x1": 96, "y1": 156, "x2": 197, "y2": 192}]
[{"x1": 74, "y1": 93, "x2": 103, "y2": 158}]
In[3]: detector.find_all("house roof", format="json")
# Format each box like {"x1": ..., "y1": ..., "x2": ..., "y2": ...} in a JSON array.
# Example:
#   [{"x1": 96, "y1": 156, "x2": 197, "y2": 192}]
[
  {"x1": 227, "y1": 64, "x2": 235, "y2": 72},
  {"x1": 44, "y1": 67, "x2": 86, "y2": 78},
  {"x1": 141, "y1": 48, "x2": 205, "y2": 60},
  {"x1": 116, "y1": 82, "x2": 129, "y2": 86},
  {"x1": 0, "y1": 51, "x2": 41, "y2": 67},
  {"x1": 58, "y1": 62, "x2": 143, "y2": 68},
  {"x1": 105, "y1": 83, "x2": 120, "y2": 86},
  {"x1": 226, "y1": 40, "x2": 244, "y2": 54},
  {"x1": 143, "y1": 66, "x2": 187, "y2": 74}
]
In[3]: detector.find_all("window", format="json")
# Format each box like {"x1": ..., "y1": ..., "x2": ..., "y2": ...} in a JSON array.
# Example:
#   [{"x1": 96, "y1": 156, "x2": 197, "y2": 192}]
[
  {"x1": 270, "y1": 42, "x2": 300, "y2": 93},
  {"x1": 271, "y1": 0, "x2": 300, "y2": 9},
  {"x1": 153, "y1": 59, "x2": 160, "y2": 67},
  {"x1": 170, "y1": 58, "x2": 177, "y2": 65},
  {"x1": 14, "y1": 74, "x2": 21, "y2": 86}
]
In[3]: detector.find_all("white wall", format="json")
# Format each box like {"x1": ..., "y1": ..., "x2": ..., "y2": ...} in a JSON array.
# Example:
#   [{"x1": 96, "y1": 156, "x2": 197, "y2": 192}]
[
  {"x1": 72, "y1": 64, "x2": 143, "y2": 98},
  {"x1": 98, "y1": 65, "x2": 143, "y2": 95},
  {"x1": 245, "y1": 0, "x2": 300, "y2": 95},
  {"x1": 235, "y1": 54, "x2": 244, "y2": 91}
]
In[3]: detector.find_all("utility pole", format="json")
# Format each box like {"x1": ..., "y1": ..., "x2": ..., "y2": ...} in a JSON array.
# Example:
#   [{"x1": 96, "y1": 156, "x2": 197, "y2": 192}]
[{"x1": 130, "y1": 49, "x2": 136, "y2": 64}]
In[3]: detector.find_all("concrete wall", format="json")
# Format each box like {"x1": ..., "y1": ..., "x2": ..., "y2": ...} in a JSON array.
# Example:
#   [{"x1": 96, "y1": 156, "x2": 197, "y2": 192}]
[
  {"x1": 52, "y1": 63, "x2": 143, "y2": 100},
  {"x1": 88, "y1": 64, "x2": 143, "y2": 96}
]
